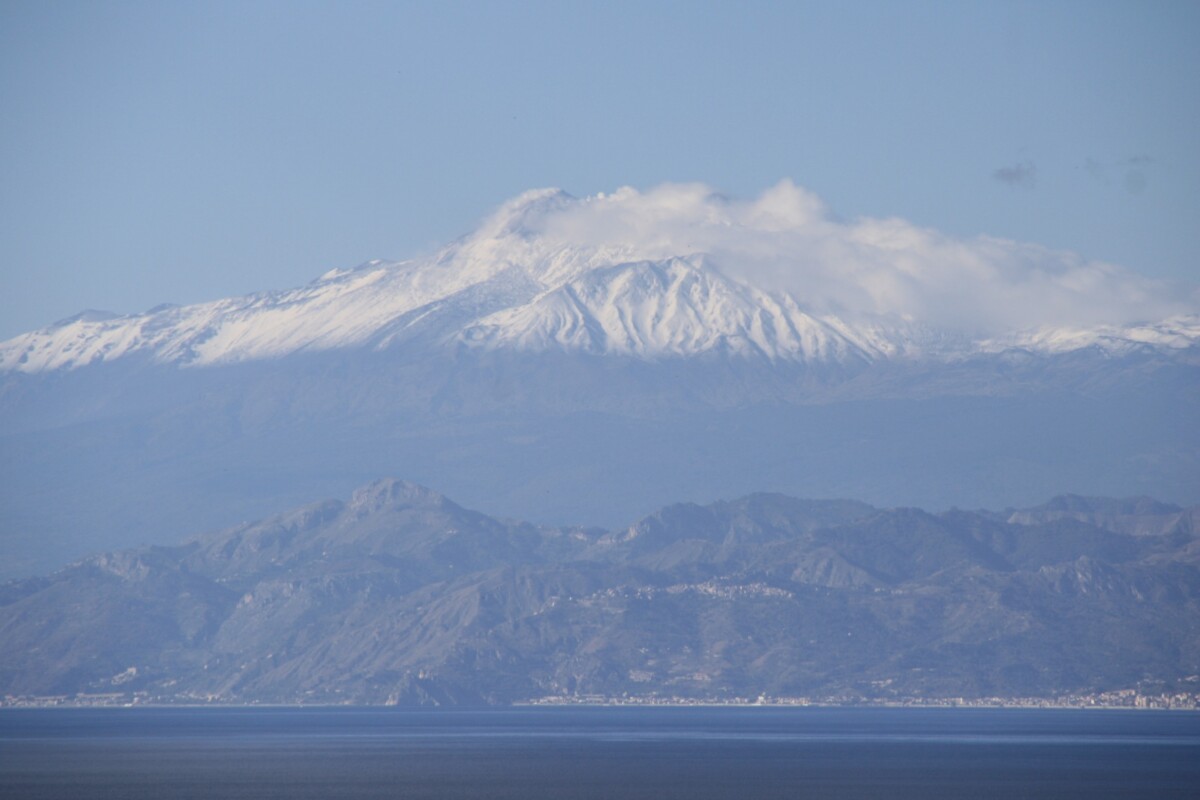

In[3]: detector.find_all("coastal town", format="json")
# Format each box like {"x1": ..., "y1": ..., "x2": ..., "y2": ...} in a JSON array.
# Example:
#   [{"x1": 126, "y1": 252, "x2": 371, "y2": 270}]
[
  {"x1": 6, "y1": 688, "x2": 1199, "y2": 711},
  {"x1": 528, "y1": 687, "x2": 1200, "y2": 711}
]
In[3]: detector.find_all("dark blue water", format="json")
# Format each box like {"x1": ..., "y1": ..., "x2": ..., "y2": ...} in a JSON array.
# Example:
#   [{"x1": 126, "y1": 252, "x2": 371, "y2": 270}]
[{"x1": 2, "y1": 706, "x2": 1198, "y2": 799}]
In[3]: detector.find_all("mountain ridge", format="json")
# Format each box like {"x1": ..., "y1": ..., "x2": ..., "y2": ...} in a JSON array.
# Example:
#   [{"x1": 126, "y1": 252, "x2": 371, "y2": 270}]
[{"x1": 2, "y1": 478, "x2": 1197, "y2": 706}]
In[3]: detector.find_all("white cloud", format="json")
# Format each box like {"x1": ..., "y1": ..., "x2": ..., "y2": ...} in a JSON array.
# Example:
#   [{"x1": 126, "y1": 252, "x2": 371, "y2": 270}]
[{"x1": 519, "y1": 180, "x2": 1196, "y2": 334}]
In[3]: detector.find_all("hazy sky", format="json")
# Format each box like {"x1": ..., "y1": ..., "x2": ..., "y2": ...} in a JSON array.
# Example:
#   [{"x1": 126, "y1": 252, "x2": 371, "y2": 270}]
[{"x1": 2, "y1": 0, "x2": 1198, "y2": 339}]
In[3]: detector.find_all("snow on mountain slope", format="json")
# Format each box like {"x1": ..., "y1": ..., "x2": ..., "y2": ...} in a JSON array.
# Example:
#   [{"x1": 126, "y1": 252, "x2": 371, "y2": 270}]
[
  {"x1": 0, "y1": 190, "x2": 560, "y2": 372},
  {"x1": 459, "y1": 255, "x2": 918, "y2": 361},
  {"x1": 979, "y1": 315, "x2": 1200, "y2": 356},
  {"x1": 2, "y1": 186, "x2": 1197, "y2": 373}
]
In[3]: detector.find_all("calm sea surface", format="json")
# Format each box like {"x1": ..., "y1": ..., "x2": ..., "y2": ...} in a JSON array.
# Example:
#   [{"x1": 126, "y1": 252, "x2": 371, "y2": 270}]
[{"x1": 2, "y1": 706, "x2": 1198, "y2": 799}]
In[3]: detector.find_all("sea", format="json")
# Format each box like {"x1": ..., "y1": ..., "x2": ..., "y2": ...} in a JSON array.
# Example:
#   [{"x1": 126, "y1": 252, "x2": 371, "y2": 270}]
[{"x1": 1, "y1": 706, "x2": 1198, "y2": 799}]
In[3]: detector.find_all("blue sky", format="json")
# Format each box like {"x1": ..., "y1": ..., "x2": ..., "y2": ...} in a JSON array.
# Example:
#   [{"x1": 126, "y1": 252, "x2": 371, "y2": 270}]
[{"x1": 2, "y1": 0, "x2": 1197, "y2": 339}]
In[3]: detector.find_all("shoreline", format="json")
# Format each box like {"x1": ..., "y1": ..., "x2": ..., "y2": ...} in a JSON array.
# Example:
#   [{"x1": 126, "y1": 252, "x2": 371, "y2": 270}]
[{"x1": 4, "y1": 697, "x2": 1199, "y2": 712}]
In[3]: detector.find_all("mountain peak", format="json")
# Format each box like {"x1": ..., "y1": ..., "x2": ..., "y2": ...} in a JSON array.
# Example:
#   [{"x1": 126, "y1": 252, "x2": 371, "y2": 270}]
[
  {"x1": 348, "y1": 478, "x2": 453, "y2": 514},
  {"x1": 475, "y1": 188, "x2": 575, "y2": 240}
]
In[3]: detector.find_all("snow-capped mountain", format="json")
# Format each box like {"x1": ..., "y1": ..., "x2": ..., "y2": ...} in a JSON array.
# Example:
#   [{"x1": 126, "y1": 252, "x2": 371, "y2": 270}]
[{"x1": 3, "y1": 187, "x2": 1196, "y2": 373}]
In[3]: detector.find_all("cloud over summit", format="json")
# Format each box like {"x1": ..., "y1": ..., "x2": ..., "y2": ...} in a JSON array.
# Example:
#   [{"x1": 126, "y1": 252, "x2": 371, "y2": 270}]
[{"x1": 509, "y1": 181, "x2": 1194, "y2": 335}]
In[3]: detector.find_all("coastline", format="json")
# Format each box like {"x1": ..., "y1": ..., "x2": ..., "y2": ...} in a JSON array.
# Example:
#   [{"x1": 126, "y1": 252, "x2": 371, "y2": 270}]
[{"x1": 4, "y1": 691, "x2": 1199, "y2": 712}]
